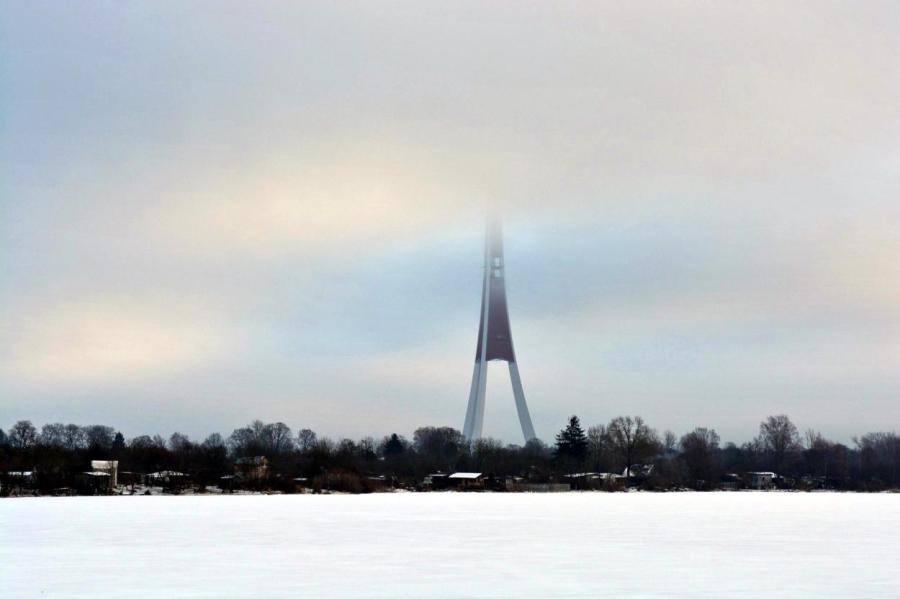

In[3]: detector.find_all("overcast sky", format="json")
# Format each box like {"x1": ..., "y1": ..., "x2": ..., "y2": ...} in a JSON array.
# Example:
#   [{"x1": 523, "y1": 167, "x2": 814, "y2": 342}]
[{"x1": 2, "y1": 2, "x2": 899, "y2": 444}]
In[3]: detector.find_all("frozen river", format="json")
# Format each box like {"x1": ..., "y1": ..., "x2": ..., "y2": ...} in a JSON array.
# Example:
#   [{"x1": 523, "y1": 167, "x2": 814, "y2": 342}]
[{"x1": 2, "y1": 492, "x2": 898, "y2": 598}]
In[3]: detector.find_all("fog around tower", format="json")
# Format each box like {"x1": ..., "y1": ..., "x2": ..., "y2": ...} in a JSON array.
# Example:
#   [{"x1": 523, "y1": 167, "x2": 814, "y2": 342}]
[{"x1": 2, "y1": 2, "x2": 899, "y2": 443}]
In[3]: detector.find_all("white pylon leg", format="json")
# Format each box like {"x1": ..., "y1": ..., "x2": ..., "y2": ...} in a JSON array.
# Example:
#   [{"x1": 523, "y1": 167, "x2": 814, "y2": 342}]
[
  {"x1": 472, "y1": 357, "x2": 488, "y2": 439},
  {"x1": 463, "y1": 362, "x2": 481, "y2": 439},
  {"x1": 508, "y1": 361, "x2": 536, "y2": 441}
]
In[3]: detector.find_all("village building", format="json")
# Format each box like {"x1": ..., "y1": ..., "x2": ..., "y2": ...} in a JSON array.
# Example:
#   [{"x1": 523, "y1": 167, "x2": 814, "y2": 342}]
[
  {"x1": 746, "y1": 472, "x2": 777, "y2": 490},
  {"x1": 2, "y1": 470, "x2": 36, "y2": 495},
  {"x1": 80, "y1": 471, "x2": 113, "y2": 494},
  {"x1": 234, "y1": 456, "x2": 269, "y2": 481},
  {"x1": 91, "y1": 460, "x2": 118, "y2": 488},
  {"x1": 447, "y1": 472, "x2": 486, "y2": 490},
  {"x1": 719, "y1": 473, "x2": 743, "y2": 491}
]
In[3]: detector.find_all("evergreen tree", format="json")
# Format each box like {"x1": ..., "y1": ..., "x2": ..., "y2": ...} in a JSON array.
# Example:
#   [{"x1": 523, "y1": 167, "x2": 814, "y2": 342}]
[
  {"x1": 111, "y1": 432, "x2": 126, "y2": 457},
  {"x1": 555, "y1": 416, "x2": 588, "y2": 462},
  {"x1": 383, "y1": 433, "x2": 405, "y2": 457}
]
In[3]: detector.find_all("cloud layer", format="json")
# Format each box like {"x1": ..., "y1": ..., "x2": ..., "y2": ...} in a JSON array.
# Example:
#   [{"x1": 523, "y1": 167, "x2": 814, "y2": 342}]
[{"x1": 2, "y1": 2, "x2": 899, "y2": 442}]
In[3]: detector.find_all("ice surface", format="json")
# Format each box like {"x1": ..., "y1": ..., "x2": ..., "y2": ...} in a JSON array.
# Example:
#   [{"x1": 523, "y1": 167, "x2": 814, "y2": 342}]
[{"x1": 1, "y1": 492, "x2": 898, "y2": 598}]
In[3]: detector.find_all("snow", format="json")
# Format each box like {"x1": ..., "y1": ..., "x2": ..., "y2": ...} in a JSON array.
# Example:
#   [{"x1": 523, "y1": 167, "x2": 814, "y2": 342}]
[
  {"x1": 448, "y1": 472, "x2": 482, "y2": 479},
  {"x1": 1, "y1": 493, "x2": 898, "y2": 598},
  {"x1": 90, "y1": 460, "x2": 117, "y2": 469}
]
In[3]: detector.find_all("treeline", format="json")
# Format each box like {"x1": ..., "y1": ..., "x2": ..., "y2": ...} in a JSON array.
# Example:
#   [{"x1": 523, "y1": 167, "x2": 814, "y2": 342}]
[{"x1": 0, "y1": 415, "x2": 897, "y2": 494}]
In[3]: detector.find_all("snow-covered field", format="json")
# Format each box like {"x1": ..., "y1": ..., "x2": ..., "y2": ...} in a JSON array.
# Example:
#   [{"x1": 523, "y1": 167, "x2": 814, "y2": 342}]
[{"x1": 2, "y1": 493, "x2": 898, "y2": 598}]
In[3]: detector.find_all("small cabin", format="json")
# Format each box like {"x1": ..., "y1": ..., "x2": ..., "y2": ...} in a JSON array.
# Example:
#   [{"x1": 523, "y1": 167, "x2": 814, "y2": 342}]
[
  {"x1": 448, "y1": 472, "x2": 486, "y2": 490},
  {"x1": 747, "y1": 472, "x2": 777, "y2": 490}
]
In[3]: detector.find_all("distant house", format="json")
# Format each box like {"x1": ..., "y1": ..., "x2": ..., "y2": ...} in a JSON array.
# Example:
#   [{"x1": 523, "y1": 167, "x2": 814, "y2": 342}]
[
  {"x1": 747, "y1": 472, "x2": 777, "y2": 490},
  {"x1": 5, "y1": 470, "x2": 35, "y2": 483},
  {"x1": 564, "y1": 472, "x2": 599, "y2": 490},
  {"x1": 719, "y1": 473, "x2": 742, "y2": 491},
  {"x1": 2, "y1": 470, "x2": 36, "y2": 495},
  {"x1": 448, "y1": 472, "x2": 486, "y2": 490},
  {"x1": 235, "y1": 456, "x2": 269, "y2": 481},
  {"x1": 81, "y1": 471, "x2": 112, "y2": 494},
  {"x1": 91, "y1": 460, "x2": 118, "y2": 488}
]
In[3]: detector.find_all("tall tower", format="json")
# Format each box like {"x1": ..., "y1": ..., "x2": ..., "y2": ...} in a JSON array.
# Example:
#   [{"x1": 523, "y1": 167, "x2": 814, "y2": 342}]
[{"x1": 463, "y1": 218, "x2": 537, "y2": 442}]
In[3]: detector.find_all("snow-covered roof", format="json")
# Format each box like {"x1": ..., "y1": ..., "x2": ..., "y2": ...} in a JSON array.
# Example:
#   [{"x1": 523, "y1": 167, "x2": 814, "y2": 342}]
[
  {"x1": 91, "y1": 460, "x2": 118, "y2": 469},
  {"x1": 566, "y1": 472, "x2": 623, "y2": 480},
  {"x1": 83, "y1": 471, "x2": 110, "y2": 477},
  {"x1": 449, "y1": 472, "x2": 483, "y2": 479},
  {"x1": 748, "y1": 471, "x2": 776, "y2": 476}
]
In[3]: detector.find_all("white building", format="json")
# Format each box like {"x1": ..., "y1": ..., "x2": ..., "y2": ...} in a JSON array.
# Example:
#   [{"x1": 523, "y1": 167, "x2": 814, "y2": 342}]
[{"x1": 90, "y1": 460, "x2": 118, "y2": 488}]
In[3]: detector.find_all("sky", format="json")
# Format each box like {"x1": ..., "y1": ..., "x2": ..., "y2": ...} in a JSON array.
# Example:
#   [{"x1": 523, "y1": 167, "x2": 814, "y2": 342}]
[{"x1": 2, "y1": 2, "x2": 899, "y2": 445}]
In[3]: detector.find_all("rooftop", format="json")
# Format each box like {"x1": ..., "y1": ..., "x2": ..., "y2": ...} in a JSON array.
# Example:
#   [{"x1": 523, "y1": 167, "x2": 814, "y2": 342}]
[{"x1": 449, "y1": 472, "x2": 483, "y2": 479}]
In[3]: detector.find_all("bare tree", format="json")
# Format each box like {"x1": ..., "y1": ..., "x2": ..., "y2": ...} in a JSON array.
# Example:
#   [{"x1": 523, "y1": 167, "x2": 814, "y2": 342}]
[
  {"x1": 663, "y1": 430, "x2": 677, "y2": 455},
  {"x1": 757, "y1": 415, "x2": 800, "y2": 473},
  {"x1": 228, "y1": 425, "x2": 258, "y2": 456},
  {"x1": 854, "y1": 432, "x2": 898, "y2": 487},
  {"x1": 9, "y1": 420, "x2": 37, "y2": 449},
  {"x1": 473, "y1": 437, "x2": 505, "y2": 472},
  {"x1": 62, "y1": 424, "x2": 86, "y2": 451},
  {"x1": 803, "y1": 429, "x2": 832, "y2": 480},
  {"x1": 297, "y1": 429, "x2": 317, "y2": 452},
  {"x1": 169, "y1": 432, "x2": 193, "y2": 453},
  {"x1": 262, "y1": 422, "x2": 294, "y2": 454},
  {"x1": 679, "y1": 427, "x2": 721, "y2": 487},
  {"x1": 202, "y1": 433, "x2": 225, "y2": 450},
  {"x1": 606, "y1": 416, "x2": 660, "y2": 477},
  {"x1": 413, "y1": 426, "x2": 465, "y2": 471},
  {"x1": 587, "y1": 424, "x2": 610, "y2": 471},
  {"x1": 39, "y1": 423, "x2": 67, "y2": 447},
  {"x1": 83, "y1": 425, "x2": 116, "y2": 453}
]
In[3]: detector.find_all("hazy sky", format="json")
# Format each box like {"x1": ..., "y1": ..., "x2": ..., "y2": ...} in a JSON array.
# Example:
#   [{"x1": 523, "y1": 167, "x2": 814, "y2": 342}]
[{"x1": 2, "y1": 2, "x2": 899, "y2": 444}]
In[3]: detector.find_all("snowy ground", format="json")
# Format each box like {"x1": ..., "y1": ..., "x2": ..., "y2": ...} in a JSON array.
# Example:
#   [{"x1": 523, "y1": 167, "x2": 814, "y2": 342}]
[{"x1": 1, "y1": 493, "x2": 898, "y2": 598}]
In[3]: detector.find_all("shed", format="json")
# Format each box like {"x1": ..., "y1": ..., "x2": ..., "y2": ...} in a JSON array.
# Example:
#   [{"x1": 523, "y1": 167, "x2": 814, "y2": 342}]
[{"x1": 448, "y1": 472, "x2": 486, "y2": 490}]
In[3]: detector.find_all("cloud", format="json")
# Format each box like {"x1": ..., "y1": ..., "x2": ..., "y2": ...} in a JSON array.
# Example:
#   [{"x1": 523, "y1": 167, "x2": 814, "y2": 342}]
[
  {"x1": 144, "y1": 141, "x2": 488, "y2": 258},
  {"x1": 1, "y1": 299, "x2": 232, "y2": 388}
]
